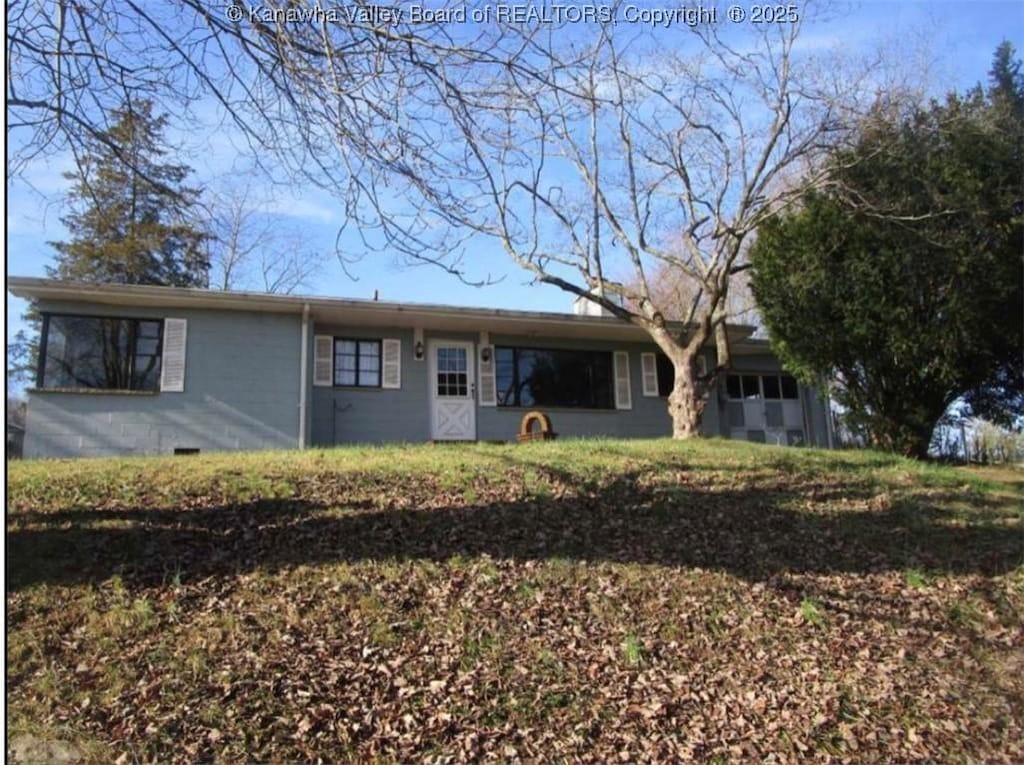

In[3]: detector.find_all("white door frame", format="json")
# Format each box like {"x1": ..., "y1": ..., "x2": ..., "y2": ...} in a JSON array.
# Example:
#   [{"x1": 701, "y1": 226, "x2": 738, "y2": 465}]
[{"x1": 428, "y1": 339, "x2": 477, "y2": 441}]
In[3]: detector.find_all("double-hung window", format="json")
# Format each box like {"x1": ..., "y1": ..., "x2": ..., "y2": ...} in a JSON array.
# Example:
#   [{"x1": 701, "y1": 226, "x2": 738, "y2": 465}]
[
  {"x1": 334, "y1": 338, "x2": 381, "y2": 387},
  {"x1": 38, "y1": 314, "x2": 163, "y2": 391}
]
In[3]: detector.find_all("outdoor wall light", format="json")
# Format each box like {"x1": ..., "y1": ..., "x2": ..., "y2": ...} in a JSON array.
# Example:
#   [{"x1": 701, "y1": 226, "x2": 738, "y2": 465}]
[
  {"x1": 415, "y1": 340, "x2": 425, "y2": 359},
  {"x1": 480, "y1": 346, "x2": 492, "y2": 363}
]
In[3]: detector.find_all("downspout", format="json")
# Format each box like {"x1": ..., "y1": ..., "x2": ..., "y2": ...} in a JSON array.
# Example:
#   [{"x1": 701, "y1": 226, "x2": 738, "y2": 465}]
[
  {"x1": 823, "y1": 380, "x2": 835, "y2": 450},
  {"x1": 299, "y1": 303, "x2": 309, "y2": 449}
]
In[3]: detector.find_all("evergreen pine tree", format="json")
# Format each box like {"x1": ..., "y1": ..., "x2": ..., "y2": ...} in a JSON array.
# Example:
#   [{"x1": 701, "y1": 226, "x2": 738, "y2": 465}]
[
  {"x1": 749, "y1": 43, "x2": 1024, "y2": 456},
  {"x1": 9, "y1": 101, "x2": 210, "y2": 387},
  {"x1": 48, "y1": 100, "x2": 209, "y2": 286}
]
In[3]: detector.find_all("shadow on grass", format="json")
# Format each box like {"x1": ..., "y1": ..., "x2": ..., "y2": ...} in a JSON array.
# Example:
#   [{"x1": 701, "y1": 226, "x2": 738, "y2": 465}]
[{"x1": 8, "y1": 469, "x2": 1021, "y2": 591}]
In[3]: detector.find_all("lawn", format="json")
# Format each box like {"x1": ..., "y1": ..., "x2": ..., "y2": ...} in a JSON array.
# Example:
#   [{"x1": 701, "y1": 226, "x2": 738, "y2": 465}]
[{"x1": 6, "y1": 439, "x2": 1023, "y2": 763}]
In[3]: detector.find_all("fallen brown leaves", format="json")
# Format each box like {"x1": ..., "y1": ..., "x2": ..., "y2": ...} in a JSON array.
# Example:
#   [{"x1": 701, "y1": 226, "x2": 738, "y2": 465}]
[{"x1": 6, "y1": 442, "x2": 1023, "y2": 763}]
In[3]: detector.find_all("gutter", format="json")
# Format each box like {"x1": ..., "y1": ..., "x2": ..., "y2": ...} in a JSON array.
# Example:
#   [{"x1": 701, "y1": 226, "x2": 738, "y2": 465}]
[
  {"x1": 299, "y1": 303, "x2": 309, "y2": 449},
  {"x1": 6, "y1": 276, "x2": 759, "y2": 340}
]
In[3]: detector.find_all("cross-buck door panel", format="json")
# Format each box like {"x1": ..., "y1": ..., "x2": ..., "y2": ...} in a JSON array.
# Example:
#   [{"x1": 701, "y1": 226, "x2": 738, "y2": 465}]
[{"x1": 429, "y1": 341, "x2": 476, "y2": 441}]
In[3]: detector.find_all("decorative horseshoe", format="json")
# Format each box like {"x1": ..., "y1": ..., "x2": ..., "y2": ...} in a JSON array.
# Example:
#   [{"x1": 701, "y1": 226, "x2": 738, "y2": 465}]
[{"x1": 517, "y1": 410, "x2": 556, "y2": 442}]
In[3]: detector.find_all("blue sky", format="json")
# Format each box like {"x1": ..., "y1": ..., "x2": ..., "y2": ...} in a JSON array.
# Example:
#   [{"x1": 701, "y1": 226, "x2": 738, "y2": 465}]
[{"x1": 6, "y1": 1, "x2": 1023, "y2": 344}]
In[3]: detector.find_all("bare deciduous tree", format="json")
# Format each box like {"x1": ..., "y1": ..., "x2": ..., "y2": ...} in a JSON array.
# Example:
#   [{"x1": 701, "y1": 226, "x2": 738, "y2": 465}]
[
  {"x1": 206, "y1": 183, "x2": 324, "y2": 295},
  {"x1": 7, "y1": 0, "x2": 542, "y2": 280},
  {"x1": 7, "y1": 2, "x2": 531, "y2": 202},
  {"x1": 332, "y1": 18, "x2": 874, "y2": 437},
  {"x1": 9, "y1": 2, "x2": 875, "y2": 436},
  {"x1": 622, "y1": 254, "x2": 760, "y2": 329}
]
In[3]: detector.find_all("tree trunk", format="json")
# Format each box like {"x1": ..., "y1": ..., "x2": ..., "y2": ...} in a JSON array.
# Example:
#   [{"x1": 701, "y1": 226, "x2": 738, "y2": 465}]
[
  {"x1": 870, "y1": 420, "x2": 935, "y2": 460},
  {"x1": 864, "y1": 396, "x2": 946, "y2": 460},
  {"x1": 667, "y1": 359, "x2": 706, "y2": 439}
]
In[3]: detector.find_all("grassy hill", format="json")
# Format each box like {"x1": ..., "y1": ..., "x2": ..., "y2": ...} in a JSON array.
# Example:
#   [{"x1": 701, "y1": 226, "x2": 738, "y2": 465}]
[{"x1": 7, "y1": 439, "x2": 1023, "y2": 762}]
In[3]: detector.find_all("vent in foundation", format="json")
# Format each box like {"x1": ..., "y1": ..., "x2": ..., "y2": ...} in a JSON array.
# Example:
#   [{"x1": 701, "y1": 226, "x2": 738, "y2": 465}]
[{"x1": 173, "y1": 447, "x2": 200, "y2": 455}]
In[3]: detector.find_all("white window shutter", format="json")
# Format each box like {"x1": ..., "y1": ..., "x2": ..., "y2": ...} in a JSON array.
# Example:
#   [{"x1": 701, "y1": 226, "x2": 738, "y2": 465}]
[
  {"x1": 478, "y1": 346, "x2": 497, "y2": 406},
  {"x1": 641, "y1": 353, "x2": 658, "y2": 397},
  {"x1": 313, "y1": 335, "x2": 333, "y2": 386},
  {"x1": 613, "y1": 350, "x2": 632, "y2": 410},
  {"x1": 160, "y1": 318, "x2": 187, "y2": 392},
  {"x1": 382, "y1": 338, "x2": 401, "y2": 389}
]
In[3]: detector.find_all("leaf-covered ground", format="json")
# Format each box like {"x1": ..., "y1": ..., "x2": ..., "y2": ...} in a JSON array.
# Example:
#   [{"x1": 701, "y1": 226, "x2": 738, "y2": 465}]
[{"x1": 7, "y1": 439, "x2": 1023, "y2": 763}]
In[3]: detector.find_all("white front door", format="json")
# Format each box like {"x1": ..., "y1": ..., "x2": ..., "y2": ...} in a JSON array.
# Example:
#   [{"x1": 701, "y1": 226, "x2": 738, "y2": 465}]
[{"x1": 429, "y1": 340, "x2": 476, "y2": 441}]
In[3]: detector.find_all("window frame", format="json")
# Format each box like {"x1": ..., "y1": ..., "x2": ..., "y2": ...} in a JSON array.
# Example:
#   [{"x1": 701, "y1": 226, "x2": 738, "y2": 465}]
[
  {"x1": 434, "y1": 344, "x2": 470, "y2": 398},
  {"x1": 332, "y1": 337, "x2": 383, "y2": 389},
  {"x1": 741, "y1": 374, "x2": 762, "y2": 399},
  {"x1": 725, "y1": 373, "x2": 801, "y2": 401},
  {"x1": 37, "y1": 312, "x2": 165, "y2": 392},
  {"x1": 779, "y1": 374, "x2": 800, "y2": 400},
  {"x1": 762, "y1": 375, "x2": 782, "y2": 400},
  {"x1": 495, "y1": 345, "x2": 615, "y2": 410}
]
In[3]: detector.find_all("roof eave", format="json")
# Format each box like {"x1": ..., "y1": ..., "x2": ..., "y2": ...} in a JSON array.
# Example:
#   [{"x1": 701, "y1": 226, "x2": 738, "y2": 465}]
[{"x1": 6, "y1": 276, "x2": 758, "y2": 343}]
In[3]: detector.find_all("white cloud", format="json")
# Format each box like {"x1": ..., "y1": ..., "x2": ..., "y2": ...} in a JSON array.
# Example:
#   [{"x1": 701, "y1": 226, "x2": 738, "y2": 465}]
[{"x1": 256, "y1": 192, "x2": 342, "y2": 224}]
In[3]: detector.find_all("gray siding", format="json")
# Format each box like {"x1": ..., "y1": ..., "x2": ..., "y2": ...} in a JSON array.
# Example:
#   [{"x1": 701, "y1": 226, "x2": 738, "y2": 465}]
[
  {"x1": 310, "y1": 325, "x2": 430, "y2": 445},
  {"x1": 307, "y1": 329, "x2": 828, "y2": 446},
  {"x1": 22, "y1": 300, "x2": 831, "y2": 456},
  {"x1": 25, "y1": 301, "x2": 302, "y2": 457},
  {"x1": 309, "y1": 328, "x2": 724, "y2": 444}
]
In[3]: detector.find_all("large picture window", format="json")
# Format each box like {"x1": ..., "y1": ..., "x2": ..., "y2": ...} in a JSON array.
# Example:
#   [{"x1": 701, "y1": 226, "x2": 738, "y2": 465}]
[
  {"x1": 334, "y1": 338, "x2": 381, "y2": 387},
  {"x1": 495, "y1": 347, "x2": 614, "y2": 409},
  {"x1": 39, "y1": 314, "x2": 163, "y2": 391}
]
